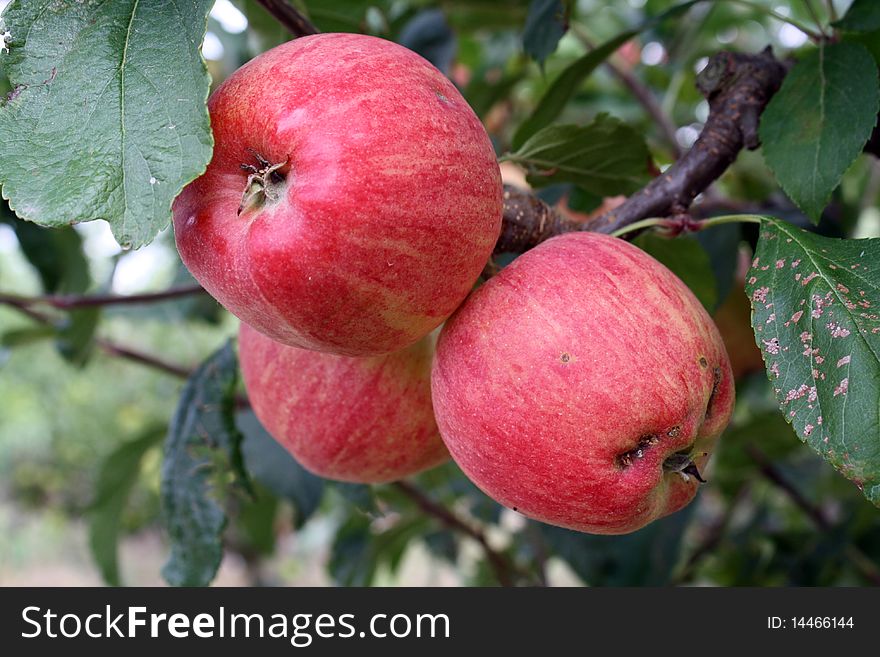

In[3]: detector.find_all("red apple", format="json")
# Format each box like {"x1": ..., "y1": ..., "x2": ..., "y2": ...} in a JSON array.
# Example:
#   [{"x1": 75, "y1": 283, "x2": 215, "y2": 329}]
[
  {"x1": 174, "y1": 33, "x2": 502, "y2": 356},
  {"x1": 239, "y1": 321, "x2": 448, "y2": 483},
  {"x1": 431, "y1": 232, "x2": 735, "y2": 534}
]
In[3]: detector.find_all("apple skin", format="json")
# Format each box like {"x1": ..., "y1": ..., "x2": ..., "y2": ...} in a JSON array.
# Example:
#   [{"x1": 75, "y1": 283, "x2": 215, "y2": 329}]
[
  {"x1": 239, "y1": 321, "x2": 448, "y2": 483},
  {"x1": 174, "y1": 33, "x2": 502, "y2": 357},
  {"x1": 431, "y1": 232, "x2": 735, "y2": 534}
]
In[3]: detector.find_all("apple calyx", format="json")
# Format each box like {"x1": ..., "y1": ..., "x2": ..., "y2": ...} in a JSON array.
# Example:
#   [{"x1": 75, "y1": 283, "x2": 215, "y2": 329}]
[
  {"x1": 238, "y1": 149, "x2": 289, "y2": 215},
  {"x1": 663, "y1": 451, "x2": 707, "y2": 483}
]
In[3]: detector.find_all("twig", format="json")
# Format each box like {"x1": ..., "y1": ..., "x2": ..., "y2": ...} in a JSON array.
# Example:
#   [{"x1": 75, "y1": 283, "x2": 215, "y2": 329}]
[
  {"x1": 392, "y1": 480, "x2": 519, "y2": 587},
  {"x1": 94, "y1": 338, "x2": 194, "y2": 379},
  {"x1": 0, "y1": 284, "x2": 207, "y2": 310},
  {"x1": 0, "y1": 295, "x2": 202, "y2": 383},
  {"x1": 253, "y1": 0, "x2": 318, "y2": 37},
  {"x1": 495, "y1": 48, "x2": 788, "y2": 253},
  {"x1": 727, "y1": 0, "x2": 825, "y2": 42},
  {"x1": 747, "y1": 444, "x2": 880, "y2": 586},
  {"x1": 570, "y1": 23, "x2": 681, "y2": 158}
]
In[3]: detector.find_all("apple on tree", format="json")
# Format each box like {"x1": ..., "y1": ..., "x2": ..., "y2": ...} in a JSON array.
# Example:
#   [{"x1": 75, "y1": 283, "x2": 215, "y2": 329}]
[
  {"x1": 174, "y1": 33, "x2": 502, "y2": 357},
  {"x1": 239, "y1": 321, "x2": 448, "y2": 483},
  {"x1": 432, "y1": 232, "x2": 735, "y2": 534}
]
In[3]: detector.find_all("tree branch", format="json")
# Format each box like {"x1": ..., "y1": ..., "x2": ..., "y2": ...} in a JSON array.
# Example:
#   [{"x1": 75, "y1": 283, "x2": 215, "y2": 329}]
[
  {"x1": 495, "y1": 48, "x2": 788, "y2": 254},
  {"x1": 392, "y1": 480, "x2": 522, "y2": 587},
  {"x1": 253, "y1": 0, "x2": 319, "y2": 37},
  {"x1": 0, "y1": 284, "x2": 207, "y2": 310}
]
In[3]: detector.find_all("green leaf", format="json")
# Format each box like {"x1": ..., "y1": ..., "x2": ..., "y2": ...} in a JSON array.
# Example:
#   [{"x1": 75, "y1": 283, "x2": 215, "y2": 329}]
[
  {"x1": 328, "y1": 513, "x2": 428, "y2": 586},
  {"x1": 759, "y1": 42, "x2": 880, "y2": 223},
  {"x1": 161, "y1": 341, "x2": 248, "y2": 586},
  {"x1": 713, "y1": 412, "x2": 802, "y2": 496},
  {"x1": 511, "y1": 0, "x2": 701, "y2": 150},
  {"x1": 89, "y1": 427, "x2": 164, "y2": 586},
  {"x1": 845, "y1": 29, "x2": 880, "y2": 67},
  {"x1": 235, "y1": 487, "x2": 279, "y2": 556},
  {"x1": 423, "y1": 529, "x2": 458, "y2": 564},
  {"x1": 522, "y1": 0, "x2": 570, "y2": 68},
  {"x1": 330, "y1": 481, "x2": 379, "y2": 516},
  {"x1": 302, "y1": 0, "x2": 376, "y2": 33},
  {"x1": 695, "y1": 222, "x2": 741, "y2": 307},
  {"x1": 507, "y1": 114, "x2": 651, "y2": 195},
  {"x1": 0, "y1": 0, "x2": 214, "y2": 249},
  {"x1": 833, "y1": 0, "x2": 880, "y2": 33},
  {"x1": 398, "y1": 9, "x2": 456, "y2": 74},
  {"x1": 1, "y1": 325, "x2": 55, "y2": 348},
  {"x1": 634, "y1": 233, "x2": 717, "y2": 312},
  {"x1": 1, "y1": 212, "x2": 90, "y2": 294},
  {"x1": 464, "y1": 70, "x2": 525, "y2": 119},
  {"x1": 238, "y1": 410, "x2": 325, "y2": 528},
  {"x1": 55, "y1": 307, "x2": 100, "y2": 367},
  {"x1": 328, "y1": 514, "x2": 378, "y2": 586},
  {"x1": 745, "y1": 218, "x2": 880, "y2": 506},
  {"x1": 444, "y1": 0, "x2": 531, "y2": 30},
  {"x1": 540, "y1": 504, "x2": 694, "y2": 586}
]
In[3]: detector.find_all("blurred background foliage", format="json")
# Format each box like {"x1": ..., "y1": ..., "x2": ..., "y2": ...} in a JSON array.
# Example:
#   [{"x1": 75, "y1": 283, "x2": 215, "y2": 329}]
[{"x1": 1, "y1": 0, "x2": 879, "y2": 586}]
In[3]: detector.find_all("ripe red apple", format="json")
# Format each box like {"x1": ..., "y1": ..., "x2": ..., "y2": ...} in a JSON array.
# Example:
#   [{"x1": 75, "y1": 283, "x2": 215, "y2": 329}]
[
  {"x1": 239, "y1": 321, "x2": 448, "y2": 483},
  {"x1": 431, "y1": 232, "x2": 735, "y2": 534},
  {"x1": 174, "y1": 33, "x2": 502, "y2": 356}
]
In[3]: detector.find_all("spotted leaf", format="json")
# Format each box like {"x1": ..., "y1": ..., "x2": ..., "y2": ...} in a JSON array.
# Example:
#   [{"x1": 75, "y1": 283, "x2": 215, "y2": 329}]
[{"x1": 746, "y1": 218, "x2": 880, "y2": 506}]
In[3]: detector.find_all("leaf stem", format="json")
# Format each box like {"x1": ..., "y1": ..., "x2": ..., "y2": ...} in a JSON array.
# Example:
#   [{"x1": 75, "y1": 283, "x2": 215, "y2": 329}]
[
  {"x1": 610, "y1": 217, "x2": 674, "y2": 237},
  {"x1": 726, "y1": 0, "x2": 826, "y2": 42},
  {"x1": 694, "y1": 213, "x2": 765, "y2": 228}
]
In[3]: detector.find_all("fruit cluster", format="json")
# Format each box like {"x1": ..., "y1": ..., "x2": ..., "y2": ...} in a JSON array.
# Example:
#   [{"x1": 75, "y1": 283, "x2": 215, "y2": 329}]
[{"x1": 174, "y1": 34, "x2": 734, "y2": 535}]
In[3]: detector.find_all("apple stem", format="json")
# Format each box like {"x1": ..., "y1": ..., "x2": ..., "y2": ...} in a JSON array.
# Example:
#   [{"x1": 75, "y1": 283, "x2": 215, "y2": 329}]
[{"x1": 663, "y1": 451, "x2": 707, "y2": 484}]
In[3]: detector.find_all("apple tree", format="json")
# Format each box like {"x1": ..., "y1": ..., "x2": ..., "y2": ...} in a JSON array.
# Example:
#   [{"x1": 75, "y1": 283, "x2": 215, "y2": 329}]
[{"x1": 0, "y1": 0, "x2": 879, "y2": 586}]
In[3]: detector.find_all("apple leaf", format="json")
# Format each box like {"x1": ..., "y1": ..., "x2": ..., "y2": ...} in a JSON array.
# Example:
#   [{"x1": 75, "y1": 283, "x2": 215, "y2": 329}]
[
  {"x1": 522, "y1": 0, "x2": 570, "y2": 68},
  {"x1": 55, "y1": 306, "x2": 100, "y2": 367},
  {"x1": 634, "y1": 233, "x2": 717, "y2": 312},
  {"x1": 161, "y1": 341, "x2": 249, "y2": 587},
  {"x1": 832, "y1": 0, "x2": 880, "y2": 33},
  {"x1": 329, "y1": 513, "x2": 429, "y2": 586},
  {"x1": 506, "y1": 114, "x2": 651, "y2": 196},
  {"x1": 237, "y1": 410, "x2": 325, "y2": 529},
  {"x1": 0, "y1": 209, "x2": 90, "y2": 295},
  {"x1": 0, "y1": 0, "x2": 214, "y2": 249},
  {"x1": 89, "y1": 427, "x2": 165, "y2": 586},
  {"x1": 745, "y1": 218, "x2": 880, "y2": 506},
  {"x1": 759, "y1": 42, "x2": 880, "y2": 223},
  {"x1": 398, "y1": 9, "x2": 456, "y2": 75},
  {"x1": 511, "y1": 0, "x2": 701, "y2": 150},
  {"x1": 300, "y1": 0, "x2": 376, "y2": 32},
  {"x1": 540, "y1": 504, "x2": 694, "y2": 586}
]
